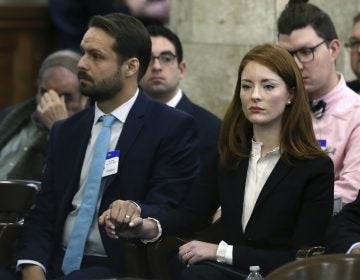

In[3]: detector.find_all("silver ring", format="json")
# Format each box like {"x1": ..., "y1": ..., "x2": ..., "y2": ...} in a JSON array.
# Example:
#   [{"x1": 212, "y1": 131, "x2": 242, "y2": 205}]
[{"x1": 125, "y1": 215, "x2": 130, "y2": 219}]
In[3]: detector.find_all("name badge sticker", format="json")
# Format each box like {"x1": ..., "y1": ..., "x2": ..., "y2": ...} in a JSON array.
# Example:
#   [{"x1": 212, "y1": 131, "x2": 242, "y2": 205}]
[
  {"x1": 317, "y1": 139, "x2": 327, "y2": 151},
  {"x1": 103, "y1": 150, "x2": 120, "y2": 177}
]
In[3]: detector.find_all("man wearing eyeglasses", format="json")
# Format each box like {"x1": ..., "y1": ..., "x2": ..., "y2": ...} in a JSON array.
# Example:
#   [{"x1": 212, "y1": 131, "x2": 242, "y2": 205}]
[
  {"x1": 140, "y1": 25, "x2": 221, "y2": 175},
  {"x1": 346, "y1": 13, "x2": 360, "y2": 93},
  {"x1": 277, "y1": 1, "x2": 360, "y2": 208}
]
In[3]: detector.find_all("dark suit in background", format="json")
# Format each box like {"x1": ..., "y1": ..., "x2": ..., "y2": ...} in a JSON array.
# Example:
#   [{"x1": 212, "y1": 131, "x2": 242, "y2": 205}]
[
  {"x1": 347, "y1": 80, "x2": 360, "y2": 93},
  {"x1": 15, "y1": 92, "x2": 200, "y2": 278},
  {"x1": 176, "y1": 94, "x2": 220, "y2": 174},
  {"x1": 159, "y1": 156, "x2": 334, "y2": 276},
  {"x1": 326, "y1": 190, "x2": 360, "y2": 253},
  {"x1": 48, "y1": 0, "x2": 130, "y2": 52}
]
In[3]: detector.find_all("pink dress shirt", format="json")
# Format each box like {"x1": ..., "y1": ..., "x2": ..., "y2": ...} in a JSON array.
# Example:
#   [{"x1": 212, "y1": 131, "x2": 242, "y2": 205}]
[{"x1": 313, "y1": 74, "x2": 360, "y2": 204}]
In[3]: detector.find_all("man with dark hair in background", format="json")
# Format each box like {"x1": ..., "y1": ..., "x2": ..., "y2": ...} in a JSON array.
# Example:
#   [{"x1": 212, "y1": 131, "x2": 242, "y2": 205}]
[
  {"x1": 140, "y1": 25, "x2": 220, "y2": 177},
  {"x1": 277, "y1": 0, "x2": 360, "y2": 209}
]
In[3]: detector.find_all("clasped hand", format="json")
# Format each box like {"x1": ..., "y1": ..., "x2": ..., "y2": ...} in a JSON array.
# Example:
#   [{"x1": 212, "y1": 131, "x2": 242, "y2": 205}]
[{"x1": 99, "y1": 200, "x2": 143, "y2": 239}]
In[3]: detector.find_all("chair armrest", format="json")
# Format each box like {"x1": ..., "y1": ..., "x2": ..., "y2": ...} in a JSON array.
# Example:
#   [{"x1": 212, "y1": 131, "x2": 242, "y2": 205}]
[
  {"x1": 296, "y1": 246, "x2": 325, "y2": 259},
  {"x1": 124, "y1": 219, "x2": 223, "y2": 279}
]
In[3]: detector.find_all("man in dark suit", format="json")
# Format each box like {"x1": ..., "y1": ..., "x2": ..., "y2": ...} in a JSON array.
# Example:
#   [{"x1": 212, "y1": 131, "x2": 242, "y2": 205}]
[
  {"x1": 326, "y1": 191, "x2": 360, "y2": 254},
  {"x1": 140, "y1": 25, "x2": 221, "y2": 174},
  {"x1": 6, "y1": 13, "x2": 199, "y2": 280}
]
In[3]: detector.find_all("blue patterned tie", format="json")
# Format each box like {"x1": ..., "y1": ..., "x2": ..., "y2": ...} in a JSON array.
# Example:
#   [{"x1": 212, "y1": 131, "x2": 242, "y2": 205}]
[{"x1": 62, "y1": 114, "x2": 116, "y2": 275}]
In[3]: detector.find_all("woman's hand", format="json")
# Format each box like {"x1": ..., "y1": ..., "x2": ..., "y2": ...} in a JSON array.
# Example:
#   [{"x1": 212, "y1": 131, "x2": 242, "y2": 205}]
[{"x1": 178, "y1": 240, "x2": 218, "y2": 265}]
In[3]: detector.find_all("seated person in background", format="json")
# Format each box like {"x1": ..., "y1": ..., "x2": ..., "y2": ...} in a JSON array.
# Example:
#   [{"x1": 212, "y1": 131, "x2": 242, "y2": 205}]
[
  {"x1": 48, "y1": 0, "x2": 169, "y2": 52},
  {"x1": 140, "y1": 24, "x2": 221, "y2": 176},
  {"x1": 277, "y1": 0, "x2": 360, "y2": 208},
  {"x1": 101, "y1": 43, "x2": 334, "y2": 279},
  {"x1": 0, "y1": 50, "x2": 88, "y2": 181},
  {"x1": 345, "y1": 12, "x2": 360, "y2": 93},
  {"x1": 2, "y1": 13, "x2": 200, "y2": 280},
  {"x1": 326, "y1": 191, "x2": 360, "y2": 254}
]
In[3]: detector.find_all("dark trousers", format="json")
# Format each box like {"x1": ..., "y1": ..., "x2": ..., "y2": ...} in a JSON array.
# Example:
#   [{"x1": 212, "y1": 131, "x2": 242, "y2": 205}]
[
  {"x1": 180, "y1": 263, "x2": 247, "y2": 280},
  {"x1": 0, "y1": 254, "x2": 119, "y2": 280}
]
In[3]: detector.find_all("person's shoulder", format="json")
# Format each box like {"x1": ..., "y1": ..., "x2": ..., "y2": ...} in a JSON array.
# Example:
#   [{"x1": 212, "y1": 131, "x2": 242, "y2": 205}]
[
  {"x1": 347, "y1": 79, "x2": 360, "y2": 92},
  {"x1": 52, "y1": 106, "x2": 94, "y2": 130},
  {"x1": 189, "y1": 102, "x2": 220, "y2": 123},
  {"x1": 291, "y1": 155, "x2": 333, "y2": 171},
  {"x1": 147, "y1": 96, "x2": 194, "y2": 121},
  {"x1": 177, "y1": 94, "x2": 220, "y2": 124}
]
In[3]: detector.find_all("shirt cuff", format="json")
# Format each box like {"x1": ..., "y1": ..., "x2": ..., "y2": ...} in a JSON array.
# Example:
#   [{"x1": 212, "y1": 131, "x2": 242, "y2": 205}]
[
  {"x1": 141, "y1": 217, "x2": 162, "y2": 244},
  {"x1": 216, "y1": 240, "x2": 233, "y2": 265},
  {"x1": 347, "y1": 242, "x2": 360, "y2": 254},
  {"x1": 127, "y1": 200, "x2": 142, "y2": 216},
  {"x1": 17, "y1": 260, "x2": 46, "y2": 273}
]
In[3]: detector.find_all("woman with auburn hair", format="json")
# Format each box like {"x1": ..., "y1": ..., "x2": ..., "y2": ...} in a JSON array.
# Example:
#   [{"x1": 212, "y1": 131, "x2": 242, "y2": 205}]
[{"x1": 100, "y1": 43, "x2": 334, "y2": 279}]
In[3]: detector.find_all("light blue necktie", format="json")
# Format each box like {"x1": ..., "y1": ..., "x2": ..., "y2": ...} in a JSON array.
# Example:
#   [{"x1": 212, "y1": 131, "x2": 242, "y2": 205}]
[{"x1": 62, "y1": 114, "x2": 116, "y2": 275}]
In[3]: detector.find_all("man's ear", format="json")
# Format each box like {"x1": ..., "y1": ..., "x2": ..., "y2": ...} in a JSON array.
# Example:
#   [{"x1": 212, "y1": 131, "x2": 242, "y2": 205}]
[
  {"x1": 178, "y1": 60, "x2": 186, "y2": 80},
  {"x1": 124, "y1": 58, "x2": 140, "y2": 78},
  {"x1": 328, "y1": 39, "x2": 341, "y2": 62}
]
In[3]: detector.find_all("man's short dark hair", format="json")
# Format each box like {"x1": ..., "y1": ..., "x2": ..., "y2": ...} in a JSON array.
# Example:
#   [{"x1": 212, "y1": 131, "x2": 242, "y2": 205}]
[
  {"x1": 277, "y1": 0, "x2": 338, "y2": 41},
  {"x1": 353, "y1": 12, "x2": 360, "y2": 26},
  {"x1": 147, "y1": 25, "x2": 183, "y2": 63},
  {"x1": 89, "y1": 13, "x2": 151, "y2": 81}
]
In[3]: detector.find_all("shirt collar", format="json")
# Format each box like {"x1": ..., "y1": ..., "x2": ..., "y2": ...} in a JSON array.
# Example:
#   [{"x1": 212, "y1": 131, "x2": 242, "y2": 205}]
[
  {"x1": 93, "y1": 89, "x2": 139, "y2": 124},
  {"x1": 166, "y1": 89, "x2": 183, "y2": 108},
  {"x1": 313, "y1": 73, "x2": 346, "y2": 111},
  {"x1": 251, "y1": 138, "x2": 280, "y2": 157}
]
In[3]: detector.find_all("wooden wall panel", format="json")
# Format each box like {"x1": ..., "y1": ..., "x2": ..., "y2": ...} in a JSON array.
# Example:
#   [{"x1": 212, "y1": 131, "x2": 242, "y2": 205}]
[{"x1": 0, "y1": 3, "x2": 56, "y2": 110}]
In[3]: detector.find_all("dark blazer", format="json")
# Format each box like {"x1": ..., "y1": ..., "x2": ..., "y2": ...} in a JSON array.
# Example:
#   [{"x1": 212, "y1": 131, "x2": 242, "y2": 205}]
[
  {"x1": 160, "y1": 155, "x2": 334, "y2": 275},
  {"x1": 48, "y1": 0, "x2": 130, "y2": 51},
  {"x1": 347, "y1": 79, "x2": 360, "y2": 93},
  {"x1": 325, "y1": 190, "x2": 360, "y2": 253},
  {"x1": 176, "y1": 94, "x2": 221, "y2": 174},
  {"x1": 16, "y1": 91, "x2": 200, "y2": 276}
]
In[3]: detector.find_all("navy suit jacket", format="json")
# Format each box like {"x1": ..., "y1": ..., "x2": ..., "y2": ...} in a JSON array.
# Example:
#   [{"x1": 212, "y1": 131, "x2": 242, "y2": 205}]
[
  {"x1": 176, "y1": 94, "x2": 220, "y2": 174},
  {"x1": 159, "y1": 155, "x2": 334, "y2": 275},
  {"x1": 326, "y1": 190, "x2": 360, "y2": 253},
  {"x1": 16, "y1": 91, "x2": 200, "y2": 276}
]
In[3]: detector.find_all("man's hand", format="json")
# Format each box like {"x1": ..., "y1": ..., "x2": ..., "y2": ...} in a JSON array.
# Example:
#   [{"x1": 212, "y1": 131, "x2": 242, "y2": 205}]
[
  {"x1": 99, "y1": 200, "x2": 159, "y2": 240},
  {"x1": 178, "y1": 240, "x2": 218, "y2": 265},
  {"x1": 99, "y1": 200, "x2": 141, "y2": 239},
  {"x1": 36, "y1": 90, "x2": 68, "y2": 129},
  {"x1": 21, "y1": 264, "x2": 45, "y2": 280}
]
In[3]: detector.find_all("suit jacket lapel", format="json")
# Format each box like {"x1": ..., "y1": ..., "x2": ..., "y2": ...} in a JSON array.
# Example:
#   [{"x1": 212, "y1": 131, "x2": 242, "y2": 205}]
[
  {"x1": 254, "y1": 159, "x2": 293, "y2": 208},
  {"x1": 105, "y1": 92, "x2": 147, "y2": 186},
  {"x1": 220, "y1": 158, "x2": 249, "y2": 233}
]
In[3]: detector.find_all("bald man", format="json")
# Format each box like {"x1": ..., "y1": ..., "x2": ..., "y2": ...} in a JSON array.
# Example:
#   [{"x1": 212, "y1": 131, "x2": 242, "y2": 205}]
[{"x1": 0, "y1": 50, "x2": 88, "y2": 181}]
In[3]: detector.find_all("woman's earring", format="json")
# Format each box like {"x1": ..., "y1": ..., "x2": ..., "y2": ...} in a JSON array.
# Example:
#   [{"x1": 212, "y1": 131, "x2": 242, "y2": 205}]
[{"x1": 287, "y1": 100, "x2": 292, "y2": 105}]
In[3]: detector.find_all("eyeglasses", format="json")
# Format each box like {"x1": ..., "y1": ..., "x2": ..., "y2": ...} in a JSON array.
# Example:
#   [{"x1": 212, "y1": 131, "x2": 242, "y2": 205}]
[
  {"x1": 150, "y1": 52, "x2": 177, "y2": 65},
  {"x1": 288, "y1": 40, "x2": 327, "y2": 63},
  {"x1": 345, "y1": 39, "x2": 360, "y2": 51}
]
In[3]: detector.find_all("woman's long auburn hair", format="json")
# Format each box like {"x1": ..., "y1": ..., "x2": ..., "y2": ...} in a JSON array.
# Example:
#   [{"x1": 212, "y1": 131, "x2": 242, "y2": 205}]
[{"x1": 219, "y1": 43, "x2": 326, "y2": 170}]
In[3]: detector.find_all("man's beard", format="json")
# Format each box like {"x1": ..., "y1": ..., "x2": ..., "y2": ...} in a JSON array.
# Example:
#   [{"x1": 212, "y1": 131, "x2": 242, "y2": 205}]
[{"x1": 79, "y1": 69, "x2": 123, "y2": 103}]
